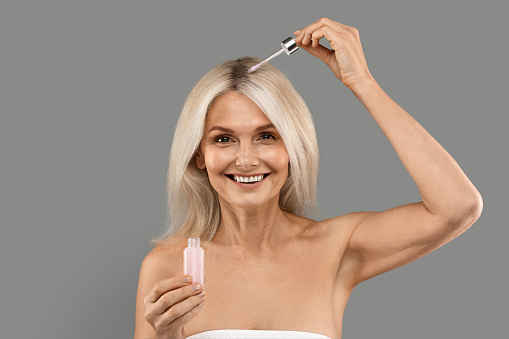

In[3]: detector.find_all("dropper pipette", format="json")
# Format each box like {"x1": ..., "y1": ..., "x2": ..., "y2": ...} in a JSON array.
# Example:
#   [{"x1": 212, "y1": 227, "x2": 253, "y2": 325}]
[{"x1": 248, "y1": 37, "x2": 299, "y2": 73}]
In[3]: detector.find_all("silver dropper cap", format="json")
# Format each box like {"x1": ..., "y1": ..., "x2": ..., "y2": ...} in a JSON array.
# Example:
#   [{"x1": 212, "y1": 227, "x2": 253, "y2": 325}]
[{"x1": 281, "y1": 37, "x2": 299, "y2": 55}]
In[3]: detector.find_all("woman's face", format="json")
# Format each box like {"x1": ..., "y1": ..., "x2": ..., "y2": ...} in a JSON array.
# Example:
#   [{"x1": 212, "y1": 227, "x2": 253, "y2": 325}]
[{"x1": 195, "y1": 91, "x2": 289, "y2": 209}]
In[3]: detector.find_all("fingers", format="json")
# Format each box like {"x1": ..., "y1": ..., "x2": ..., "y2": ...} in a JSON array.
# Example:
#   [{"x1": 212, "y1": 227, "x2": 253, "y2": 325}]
[
  {"x1": 296, "y1": 17, "x2": 349, "y2": 41},
  {"x1": 159, "y1": 289, "x2": 206, "y2": 328},
  {"x1": 294, "y1": 17, "x2": 356, "y2": 48},
  {"x1": 293, "y1": 17, "x2": 361, "y2": 70},
  {"x1": 144, "y1": 275, "x2": 206, "y2": 331},
  {"x1": 144, "y1": 275, "x2": 192, "y2": 304},
  {"x1": 154, "y1": 283, "x2": 203, "y2": 314},
  {"x1": 294, "y1": 25, "x2": 336, "y2": 65},
  {"x1": 297, "y1": 42, "x2": 332, "y2": 65},
  {"x1": 311, "y1": 28, "x2": 329, "y2": 48},
  {"x1": 154, "y1": 282, "x2": 203, "y2": 315},
  {"x1": 144, "y1": 275, "x2": 204, "y2": 315}
]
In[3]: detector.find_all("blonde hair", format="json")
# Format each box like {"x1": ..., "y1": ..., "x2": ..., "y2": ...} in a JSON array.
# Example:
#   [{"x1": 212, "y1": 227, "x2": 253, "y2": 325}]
[{"x1": 149, "y1": 57, "x2": 321, "y2": 245}]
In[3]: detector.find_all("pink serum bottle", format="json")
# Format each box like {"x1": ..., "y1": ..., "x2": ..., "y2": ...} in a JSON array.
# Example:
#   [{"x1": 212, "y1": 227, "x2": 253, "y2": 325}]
[{"x1": 183, "y1": 237, "x2": 204, "y2": 287}]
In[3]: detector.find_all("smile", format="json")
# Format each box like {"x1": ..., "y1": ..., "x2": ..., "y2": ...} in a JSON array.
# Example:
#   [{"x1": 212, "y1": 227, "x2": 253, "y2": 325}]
[{"x1": 225, "y1": 173, "x2": 270, "y2": 187}]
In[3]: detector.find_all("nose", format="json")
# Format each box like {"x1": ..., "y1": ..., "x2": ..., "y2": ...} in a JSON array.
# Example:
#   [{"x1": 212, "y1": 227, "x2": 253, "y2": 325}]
[{"x1": 235, "y1": 142, "x2": 259, "y2": 169}]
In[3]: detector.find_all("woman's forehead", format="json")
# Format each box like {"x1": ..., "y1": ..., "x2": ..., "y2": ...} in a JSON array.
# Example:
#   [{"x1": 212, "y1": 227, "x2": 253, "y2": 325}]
[{"x1": 206, "y1": 92, "x2": 271, "y2": 127}]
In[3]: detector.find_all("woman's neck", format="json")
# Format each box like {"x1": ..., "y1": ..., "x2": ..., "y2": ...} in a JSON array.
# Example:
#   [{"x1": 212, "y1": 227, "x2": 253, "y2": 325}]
[{"x1": 213, "y1": 201, "x2": 291, "y2": 254}]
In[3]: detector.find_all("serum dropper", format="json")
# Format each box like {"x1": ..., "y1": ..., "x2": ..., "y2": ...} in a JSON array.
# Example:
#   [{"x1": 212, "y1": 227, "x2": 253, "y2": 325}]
[{"x1": 248, "y1": 37, "x2": 299, "y2": 73}]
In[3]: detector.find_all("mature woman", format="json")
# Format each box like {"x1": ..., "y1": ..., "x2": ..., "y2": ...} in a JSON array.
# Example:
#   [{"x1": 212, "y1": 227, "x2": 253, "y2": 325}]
[{"x1": 134, "y1": 18, "x2": 482, "y2": 339}]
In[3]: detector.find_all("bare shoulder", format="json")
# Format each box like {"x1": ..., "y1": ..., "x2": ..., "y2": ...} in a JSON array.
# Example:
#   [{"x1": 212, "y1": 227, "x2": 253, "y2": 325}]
[
  {"x1": 141, "y1": 237, "x2": 188, "y2": 279},
  {"x1": 134, "y1": 237, "x2": 188, "y2": 339}
]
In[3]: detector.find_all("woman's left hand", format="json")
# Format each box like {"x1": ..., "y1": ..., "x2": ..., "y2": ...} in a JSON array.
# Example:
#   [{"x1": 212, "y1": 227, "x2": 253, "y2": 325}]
[{"x1": 294, "y1": 17, "x2": 374, "y2": 90}]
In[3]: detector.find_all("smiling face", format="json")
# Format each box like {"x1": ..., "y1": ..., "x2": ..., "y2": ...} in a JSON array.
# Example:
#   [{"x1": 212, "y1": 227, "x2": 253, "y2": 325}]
[{"x1": 195, "y1": 91, "x2": 290, "y2": 209}]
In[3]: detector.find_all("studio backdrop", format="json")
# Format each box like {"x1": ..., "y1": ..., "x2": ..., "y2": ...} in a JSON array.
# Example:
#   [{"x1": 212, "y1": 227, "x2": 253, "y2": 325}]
[{"x1": 1, "y1": 1, "x2": 507, "y2": 338}]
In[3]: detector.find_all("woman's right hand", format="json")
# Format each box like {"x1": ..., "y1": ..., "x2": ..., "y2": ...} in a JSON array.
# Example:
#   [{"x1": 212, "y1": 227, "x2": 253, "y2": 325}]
[{"x1": 144, "y1": 275, "x2": 206, "y2": 339}]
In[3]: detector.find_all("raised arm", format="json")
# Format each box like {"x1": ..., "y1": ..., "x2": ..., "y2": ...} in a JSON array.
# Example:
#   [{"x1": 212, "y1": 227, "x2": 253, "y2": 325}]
[
  {"x1": 294, "y1": 18, "x2": 483, "y2": 287},
  {"x1": 341, "y1": 78, "x2": 482, "y2": 286}
]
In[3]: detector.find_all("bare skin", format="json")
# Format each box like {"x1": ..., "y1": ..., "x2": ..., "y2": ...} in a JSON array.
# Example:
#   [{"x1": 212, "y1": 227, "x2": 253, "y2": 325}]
[
  {"x1": 138, "y1": 211, "x2": 359, "y2": 339},
  {"x1": 135, "y1": 17, "x2": 482, "y2": 339}
]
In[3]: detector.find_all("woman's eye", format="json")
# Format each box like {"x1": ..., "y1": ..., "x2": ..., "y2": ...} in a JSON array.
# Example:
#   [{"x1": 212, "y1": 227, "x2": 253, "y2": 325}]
[
  {"x1": 214, "y1": 134, "x2": 275, "y2": 144},
  {"x1": 260, "y1": 133, "x2": 276, "y2": 140},
  {"x1": 215, "y1": 136, "x2": 231, "y2": 143}
]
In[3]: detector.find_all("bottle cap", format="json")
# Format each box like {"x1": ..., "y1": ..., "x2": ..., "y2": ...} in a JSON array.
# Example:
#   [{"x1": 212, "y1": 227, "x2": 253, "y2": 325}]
[{"x1": 281, "y1": 37, "x2": 299, "y2": 55}]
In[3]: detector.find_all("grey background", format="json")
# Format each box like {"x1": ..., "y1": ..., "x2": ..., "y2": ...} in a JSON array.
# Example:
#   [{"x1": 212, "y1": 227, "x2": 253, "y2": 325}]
[{"x1": 1, "y1": 1, "x2": 506, "y2": 338}]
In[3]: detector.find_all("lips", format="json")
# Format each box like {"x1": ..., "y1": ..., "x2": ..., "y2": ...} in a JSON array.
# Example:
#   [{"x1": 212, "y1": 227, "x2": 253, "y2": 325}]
[{"x1": 224, "y1": 173, "x2": 270, "y2": 187}]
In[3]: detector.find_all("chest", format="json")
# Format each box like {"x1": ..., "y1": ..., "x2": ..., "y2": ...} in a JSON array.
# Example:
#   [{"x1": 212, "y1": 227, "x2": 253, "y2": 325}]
[{"x1": 188, "y1": 240, "x2": 345, "y2": 331}]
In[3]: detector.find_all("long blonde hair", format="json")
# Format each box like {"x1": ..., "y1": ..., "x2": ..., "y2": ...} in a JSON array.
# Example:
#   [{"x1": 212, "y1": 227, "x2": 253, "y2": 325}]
[{"x1": 149, "y1": 57, "x2": 320, "y2": 245}]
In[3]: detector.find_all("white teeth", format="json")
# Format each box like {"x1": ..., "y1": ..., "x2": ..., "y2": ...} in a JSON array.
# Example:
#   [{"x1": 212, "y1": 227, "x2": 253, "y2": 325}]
[{"x1": 233, "y1": 175, "x2": 265, "y2": 183}]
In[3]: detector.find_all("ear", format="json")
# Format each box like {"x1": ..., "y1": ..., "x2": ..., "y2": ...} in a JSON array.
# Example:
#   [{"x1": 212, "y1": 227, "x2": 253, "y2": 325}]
[{"x1": 195, "y1": 148, "x2": 206, "y2": 170}]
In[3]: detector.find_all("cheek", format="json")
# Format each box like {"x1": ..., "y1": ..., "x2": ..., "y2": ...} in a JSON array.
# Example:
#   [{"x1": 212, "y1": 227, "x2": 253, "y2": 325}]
[
  {"x1": 266, "y1": 146, "x2": 290, "y2": 171},
  {"x1": 204, "y1": 150, "x2": 232, "y2": 173}
]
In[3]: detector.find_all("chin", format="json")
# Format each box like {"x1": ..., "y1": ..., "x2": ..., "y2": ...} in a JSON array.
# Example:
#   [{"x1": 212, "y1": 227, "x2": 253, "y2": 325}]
[{"x1": 225, "y1": 194, "x2": 279, "y2": 209}]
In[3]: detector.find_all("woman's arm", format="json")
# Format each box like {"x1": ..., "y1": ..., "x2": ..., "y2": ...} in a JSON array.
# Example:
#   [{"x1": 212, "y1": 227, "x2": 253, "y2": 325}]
[
  {"x1": 350, "y1": 78, "x2": 482, "y2": 219},
  {"x1": 295, "y1": 18, "x2": 483, "y2": 287},
  {"x1": 342, "y1": 77, "x2": 482, "y2": 286}
]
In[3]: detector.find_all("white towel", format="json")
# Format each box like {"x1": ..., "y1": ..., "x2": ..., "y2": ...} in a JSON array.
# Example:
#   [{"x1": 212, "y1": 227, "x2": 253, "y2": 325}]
[{"x1": 186, "y1": 329, "x2": 332, "y2": 339}]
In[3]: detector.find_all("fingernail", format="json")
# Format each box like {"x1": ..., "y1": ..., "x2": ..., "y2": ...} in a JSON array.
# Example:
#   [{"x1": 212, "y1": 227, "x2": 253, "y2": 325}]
[
  {"x1": 294, "y1": 30, "x2": 301, "y2": 35},
  {"x1": 198, "y1": 291, "x2": 206, "y2": 298},
  {"x1": 183, "y1": 276, "x2": 191, "y2": 283},
  {"x1": 193, "y1": 283, "x2": 202, "y2": 291}
]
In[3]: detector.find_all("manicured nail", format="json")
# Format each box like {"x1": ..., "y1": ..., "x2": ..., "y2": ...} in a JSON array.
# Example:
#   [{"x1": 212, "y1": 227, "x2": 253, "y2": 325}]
[
  {"x1": 198, "y1": 291, "x2": 206, "y2": 298},
  {"x1": 193, "y1": 283, "x2": 202, "y2": 291},
  {"x1": 182, "y1": 276, "x2": 191, "y2": 283},
  {"x1": 294, "y1": 30, "x2": 301, "y2": 35}
]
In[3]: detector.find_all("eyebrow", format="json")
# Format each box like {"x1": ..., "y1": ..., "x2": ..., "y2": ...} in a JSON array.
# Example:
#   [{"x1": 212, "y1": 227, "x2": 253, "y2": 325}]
[{"x1": 208, "y1": 123, "x2": 276, "y2": 134}]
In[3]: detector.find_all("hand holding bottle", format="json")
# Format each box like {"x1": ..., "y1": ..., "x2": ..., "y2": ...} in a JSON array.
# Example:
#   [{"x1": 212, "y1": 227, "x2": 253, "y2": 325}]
[{"x1": 143, "y1": 275, "x2": 206, "y2": 339}]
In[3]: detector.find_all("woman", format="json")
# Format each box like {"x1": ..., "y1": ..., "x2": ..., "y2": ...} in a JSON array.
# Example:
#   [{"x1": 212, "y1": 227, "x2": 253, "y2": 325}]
[{"x1": 134, "y1": 18, "x2": 483, "y2": 339}]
